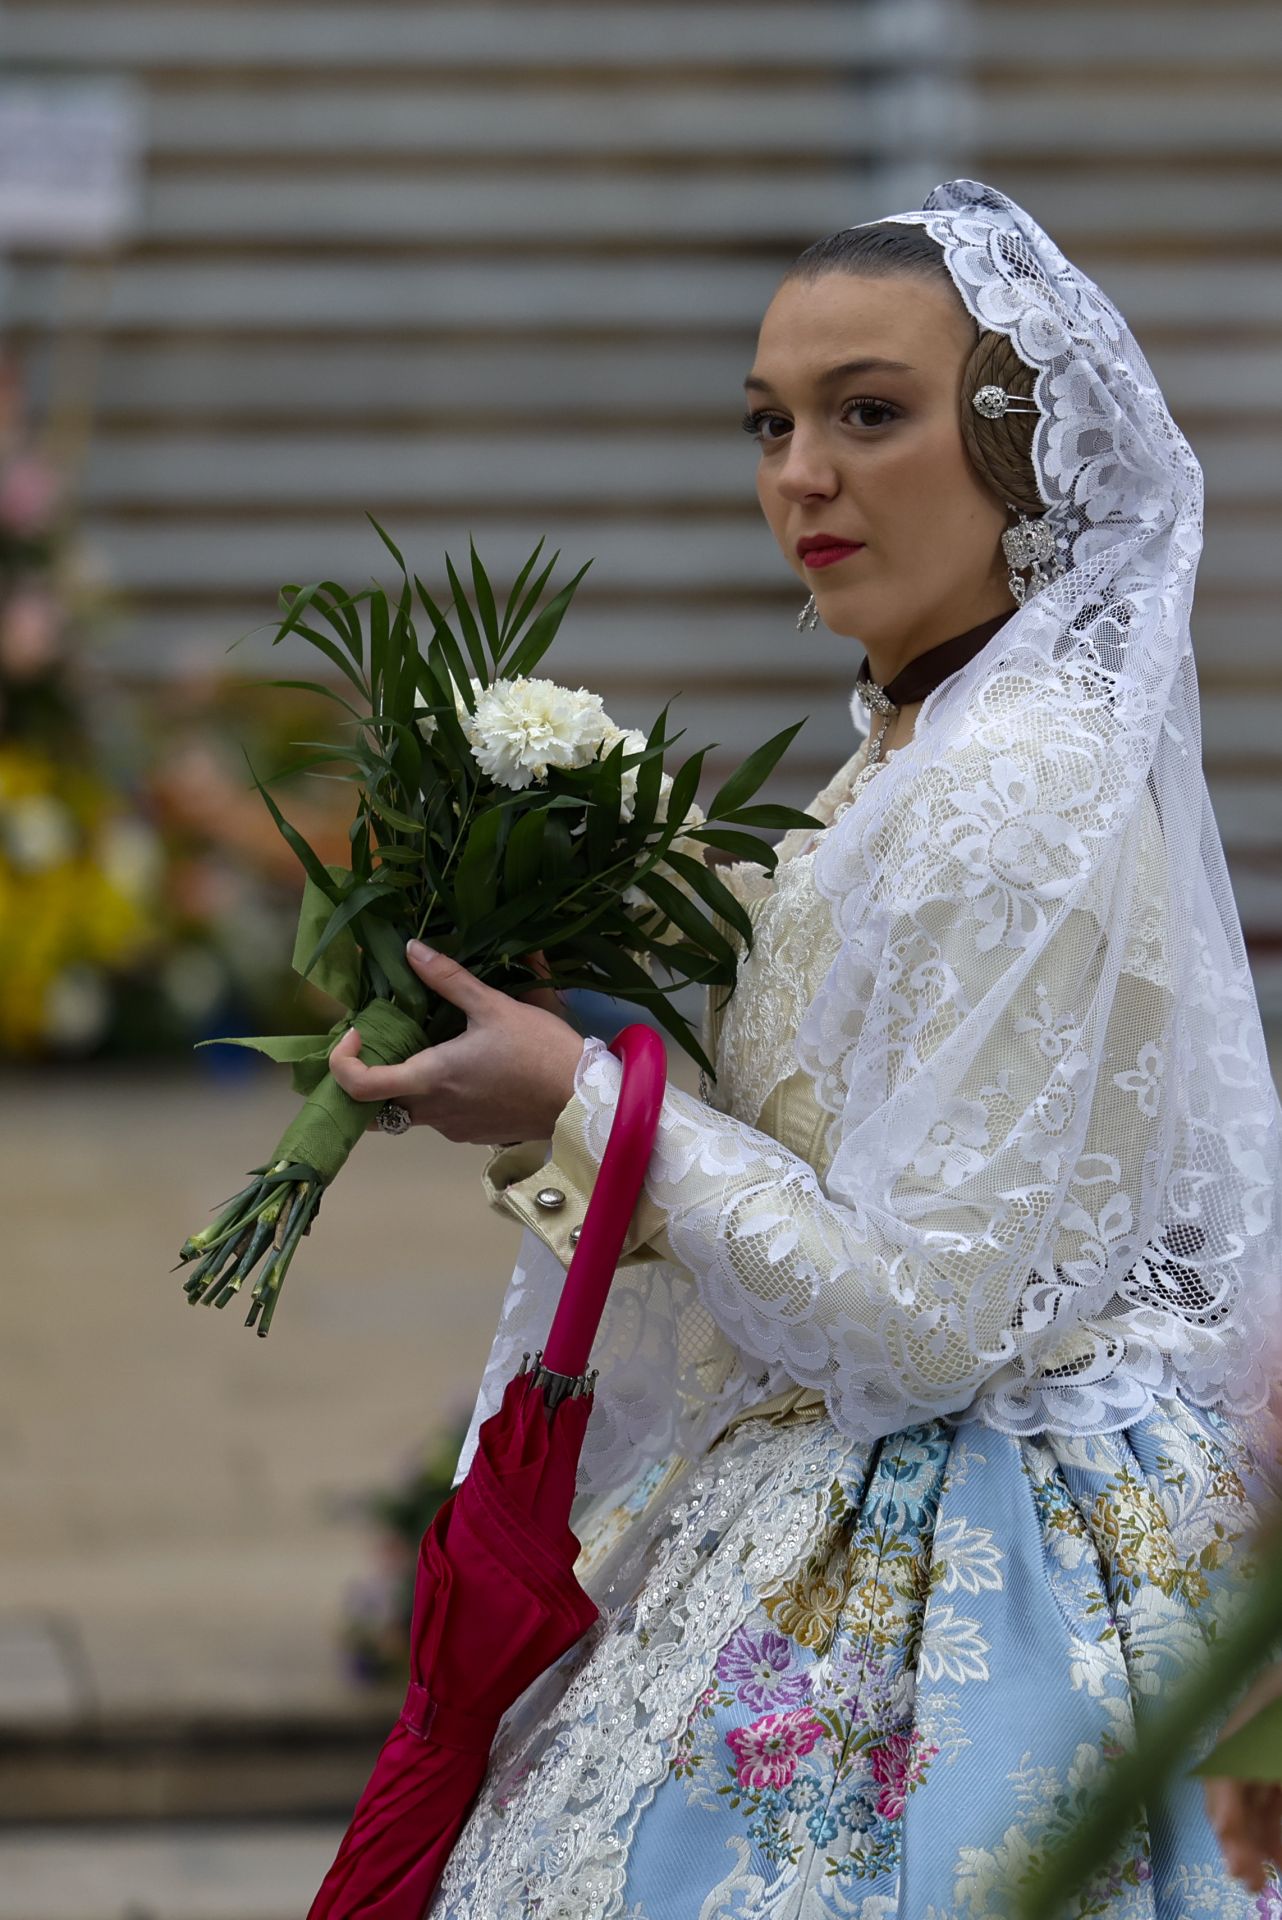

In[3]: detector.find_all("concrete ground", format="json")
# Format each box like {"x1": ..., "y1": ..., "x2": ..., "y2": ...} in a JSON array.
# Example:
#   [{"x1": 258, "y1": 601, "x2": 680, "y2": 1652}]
[{"x1": 0, "y1": 1044, "x2": 699, "y2": 1917}]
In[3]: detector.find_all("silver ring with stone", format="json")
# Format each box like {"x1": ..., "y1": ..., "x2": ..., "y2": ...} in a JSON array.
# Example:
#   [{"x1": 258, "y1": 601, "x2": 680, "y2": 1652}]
[{"x1": 376, "y1": 1100, "x2": 413, "y2": 1136}]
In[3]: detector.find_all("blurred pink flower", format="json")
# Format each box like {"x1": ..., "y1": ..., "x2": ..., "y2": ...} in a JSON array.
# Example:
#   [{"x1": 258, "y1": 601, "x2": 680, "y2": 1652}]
[
  {"x1": 0, "y1": 455, "x2": 59, "y2": 536},
  {"x1": 0, "y1": 589, "x2": 64, "y2": 680}
]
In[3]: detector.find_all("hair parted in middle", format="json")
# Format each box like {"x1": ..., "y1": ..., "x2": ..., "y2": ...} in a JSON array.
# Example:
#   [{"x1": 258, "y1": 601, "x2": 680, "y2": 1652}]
[{"x1": 783, "y1": 223, "x2": 1046, "y2": 521}]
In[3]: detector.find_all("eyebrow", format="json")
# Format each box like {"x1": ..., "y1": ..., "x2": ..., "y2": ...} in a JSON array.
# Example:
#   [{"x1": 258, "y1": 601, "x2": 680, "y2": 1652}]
[{"x1": 743, "y1": 356, "x2": 917, "y2": 395}]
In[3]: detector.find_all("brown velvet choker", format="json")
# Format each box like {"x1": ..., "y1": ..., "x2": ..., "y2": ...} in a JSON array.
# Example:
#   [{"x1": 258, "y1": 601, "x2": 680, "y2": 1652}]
[{"x1": 854, "y1": 610, "x2": 1012, "y2": 712}]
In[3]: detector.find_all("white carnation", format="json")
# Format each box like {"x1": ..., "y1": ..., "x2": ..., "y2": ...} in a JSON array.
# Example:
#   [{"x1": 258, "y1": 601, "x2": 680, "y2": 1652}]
[
  {"x1": 598, "y1": 723, "x2": 648, "y2": 821},
  {"x1": 462, "y1": 676, "x2": 609, "y2": 790}
]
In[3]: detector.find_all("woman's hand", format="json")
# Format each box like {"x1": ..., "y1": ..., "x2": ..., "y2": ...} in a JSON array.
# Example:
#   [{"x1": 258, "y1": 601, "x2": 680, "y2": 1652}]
[{"x1": 328, "y1": 939, "x2": 586, "y2": 1145}]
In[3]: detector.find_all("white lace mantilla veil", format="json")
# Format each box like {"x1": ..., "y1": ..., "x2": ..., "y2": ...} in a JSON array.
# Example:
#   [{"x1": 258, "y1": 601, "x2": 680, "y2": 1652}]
[{"x1": 457, "y1": 177, "x2": 1282, "y2": 1501}]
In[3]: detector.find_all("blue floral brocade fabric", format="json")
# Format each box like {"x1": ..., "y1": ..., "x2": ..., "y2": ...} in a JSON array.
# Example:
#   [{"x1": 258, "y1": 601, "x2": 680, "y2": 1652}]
[{"x1": 567, "y1": 1396, "x2": 1280, "y2": 1920}]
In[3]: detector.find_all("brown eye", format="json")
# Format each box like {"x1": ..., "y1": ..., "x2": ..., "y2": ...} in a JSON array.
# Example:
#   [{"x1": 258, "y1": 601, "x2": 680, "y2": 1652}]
[
  {"x1": 740, "y1": 408, "x2": 789, "y2": 442},
  {"x1": 843, "y1": 398, "x2": 899, "y2": 429}
]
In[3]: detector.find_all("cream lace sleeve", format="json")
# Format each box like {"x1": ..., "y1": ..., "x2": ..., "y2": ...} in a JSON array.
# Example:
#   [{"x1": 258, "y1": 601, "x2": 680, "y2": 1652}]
[{"x1": 545, "y1": 865, "x2": 1235, "y2": 1445}]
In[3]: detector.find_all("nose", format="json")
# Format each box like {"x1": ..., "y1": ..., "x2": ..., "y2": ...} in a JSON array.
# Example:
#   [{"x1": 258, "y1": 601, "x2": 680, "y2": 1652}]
[{"x1": 772, "y1": 424, "x2": 839, "y2": 504}]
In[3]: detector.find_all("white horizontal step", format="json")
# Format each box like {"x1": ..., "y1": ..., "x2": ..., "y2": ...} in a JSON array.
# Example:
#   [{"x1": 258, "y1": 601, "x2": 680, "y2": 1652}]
[
  {"x1": 76, "y1": 508, "x2": 1282, "y2": 596},
  {"x1": 979, "y1": 87, "x2": 1282, "y2": 155},
  {"x1": 94, "y1": 603, "x2": 1282, "y2": 692},
  {"x1": 5, "y1": 258, "x2": 782, "y2": 333},
  {"x1": 13, "y1": 4, "x2": 1280, "y2": 72},
  {"x1": 1208, "y1": 780, "x2": 1282, "y2": 854},
  {"x1": 12, "y1": 257, "x2": 1282, "y2": 339},
  {"x1": 100, "y1": 603, "x2": 847, "y2": 679},
  {"x1": 79, "y1": 514, "x2": 796, "y2": 592},
  {"x1": 69, "y1": 343, "x2": 760, "y2": 421},
  {"x1": 141, "y1": 79, "x2": 962, "y2": 158},
  {"x1": 0, "y1": 1818, "x2": 346, "y2": 1920},
  {"x1": 85, "y1": 433, "x2": 760, "y2": 504},
  {"x1": 65, "y1": 340, "x2": 1282, "y2": 429},
  {"x1": 135, "y1": 167, "x2": 924, "y2": 243},
  {"x1": 0, "y1": 3, "x2": 959, "y2": 70},
  {"x1": 975, "y1": 6, "x2": 1282, "y2": 66},
  {"x1": 80, "y1": 426, "x2": 1282, "y2": 510}
]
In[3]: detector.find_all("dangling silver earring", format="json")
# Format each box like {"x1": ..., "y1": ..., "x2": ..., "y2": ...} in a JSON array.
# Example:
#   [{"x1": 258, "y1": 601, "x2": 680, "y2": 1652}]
[
  {"x1": 796, "y1": 593, "x2": 820, "y2": 632},
  {"x1": 1000, "y1": 500, "x2": 1065, "y2": 605}
]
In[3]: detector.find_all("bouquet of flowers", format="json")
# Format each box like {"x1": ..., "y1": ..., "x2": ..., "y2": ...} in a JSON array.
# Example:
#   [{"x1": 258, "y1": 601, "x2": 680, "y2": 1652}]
[{"x1": 176, "y1": 520, "x2": 821, "y2": 1336}]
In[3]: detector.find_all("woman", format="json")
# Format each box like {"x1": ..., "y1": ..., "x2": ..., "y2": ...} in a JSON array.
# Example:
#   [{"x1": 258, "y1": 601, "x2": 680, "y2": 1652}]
[{"x1": 330, "y1": 181, "x2": 1282, "y2": 1917}]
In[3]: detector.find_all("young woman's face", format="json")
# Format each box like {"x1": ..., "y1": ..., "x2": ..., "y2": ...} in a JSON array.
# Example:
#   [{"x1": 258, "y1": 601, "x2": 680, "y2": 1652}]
[{"x1": 746, "y1": 270, "x2": 1016, "y2": 663}]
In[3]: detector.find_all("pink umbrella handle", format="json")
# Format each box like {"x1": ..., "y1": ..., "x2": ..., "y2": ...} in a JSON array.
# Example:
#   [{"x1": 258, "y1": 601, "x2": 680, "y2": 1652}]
[{"x1": 540, "y1": 1024, "x2": 667, "y2": 1380}]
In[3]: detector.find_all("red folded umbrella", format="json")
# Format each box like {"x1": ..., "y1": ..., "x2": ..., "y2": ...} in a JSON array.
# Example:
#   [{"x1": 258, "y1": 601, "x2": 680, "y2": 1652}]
[{"x1": 309, "y1": 1023, "x2": 667, "y2": 1918}]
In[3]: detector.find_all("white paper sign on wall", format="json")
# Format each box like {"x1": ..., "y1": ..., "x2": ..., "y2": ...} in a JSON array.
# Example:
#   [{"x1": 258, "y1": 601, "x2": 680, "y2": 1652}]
[{"x1": 0, "y1": 81, "x2": 143, "y2": 249}]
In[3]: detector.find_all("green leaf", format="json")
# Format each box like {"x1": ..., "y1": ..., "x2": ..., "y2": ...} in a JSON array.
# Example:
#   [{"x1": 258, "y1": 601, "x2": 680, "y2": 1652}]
[
  {"x1": 499, "y1": 544, "x2": 558, "y2": 659},
  {"x1": 705, "y1": 719, "x2": 808, "y2": 820},
  {"x1": 720, "y1": 803, "x2": 826, "y2": 831},
  {"x1": 541, "y1": 807, "x2": 574, "y2": 888},
  {"x1": 368, "y1": 587, "x2": 390, "y2": 703},
  {"x1": 298, "y1": 878, "x2": 393, "y2": 980},
  {"x1": 662, "y1": 846, "x2": 754, "y2": 949},
  {"x1": 312, "y1": 580, "x2": 367, "y2": 667},
  {"x1": 369, "y1": 796, "x2": 425, "y2": 835},
  {"x1": 637, "y1": 871, "x2": 737, "y2": 966},
  {"x1": 503, "y1": 558, "x2": 593, "y2": 680},
  {"x1": 291, "y1": 864, "x2": 362, "y2": 1003},
  {"x1": 685, "y1": 825, "x2": 778, "y2": 867},
  {"x1": 264, "y1": 678, "x2": 368, "y2": 724},
  {"x1": 374, "y1": 844, "x2": 428, "y2": 867},
  {"x1": 445, "y1": 550, "x2": 490, "y2": 685},
  {"x1": 585, "y1": 737, "x2": 624, "y2": 867},
  {"x1": 272, "y1": 602, "x2": 370, "y2": 701},
  {"x1": 452, "y1": 805, "x2": 505, "y2": 925},
  {"x1": 627, "y1": 702, "x2": 676, "y2": 841},
  {"x1": 1193, "y1": 1693, "x2": 1282, "y2": 1781},
  {"x1": 503, "y1": 806, "x2": 546, "y2": 897},
  {"x1": 569, "y1": 933, "x2": 715, "y2": 1078},
  {"x1": 194, "y1": 1030, "x2": 332, "y2": 1065},
  {"x1": 417, "y1": 579, "x2": 480, "y2": 705},
  {"x1": 364, "y1": 512, "x2": 408, "y2": 575},
  {"x1": 244, "y1": 752, "x2": 346, "y2": 900},
  {"x1": 359, "y1": 910, "x2": 429, "y2": 1019},
  {"x1": 469, "y1": 538, "x2": 501, "y2": 662},
  {"x1": 662, "y1": 745, "x2": 707, "y2": 839},
  {"x1": 497, "y1": 538, "x2": 546, "y2": 652}
]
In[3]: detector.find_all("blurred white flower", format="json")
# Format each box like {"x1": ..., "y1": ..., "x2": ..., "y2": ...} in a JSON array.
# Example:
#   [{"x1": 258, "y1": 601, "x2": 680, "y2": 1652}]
[
  {"x1": 463, "y1": 675, "x2": 608, "y2": 790},
  {"x1": 44, "y1": 965, "x2": 110, "y2": 1051},
  {"x1": 161, "y1": 946, "x2": 228, "y2": 1021},
  {"x1": 99, "y1": 816, "x2": 164, "y2": 902},
  {"x1": 5, "y1": 793, "x2": 78, "y2": 871},
  {"x1": 417, "y1": 674, "x2": 483, "y2": 745}
]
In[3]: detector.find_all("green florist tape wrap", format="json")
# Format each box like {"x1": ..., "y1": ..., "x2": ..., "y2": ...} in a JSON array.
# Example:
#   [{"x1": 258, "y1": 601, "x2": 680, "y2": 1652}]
[{"x1": 270, "y1": 999, "x2": 427, "y2": 1183}]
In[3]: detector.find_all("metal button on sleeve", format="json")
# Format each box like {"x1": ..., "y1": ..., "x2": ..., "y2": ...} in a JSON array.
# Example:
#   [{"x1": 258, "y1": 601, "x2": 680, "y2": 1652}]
[
  {"x1": 534, "y1": 1186, "x2": 566, "y2": 1211},
  {"x1": 568, "y1": 1225, "x2": 582, "y2": 1246}
]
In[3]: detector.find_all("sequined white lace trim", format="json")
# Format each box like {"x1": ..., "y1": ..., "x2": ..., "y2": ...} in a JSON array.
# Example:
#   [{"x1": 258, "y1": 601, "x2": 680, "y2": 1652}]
[{"x1": 430, "y1": 1416, "x2": 855, "y2": 1919}]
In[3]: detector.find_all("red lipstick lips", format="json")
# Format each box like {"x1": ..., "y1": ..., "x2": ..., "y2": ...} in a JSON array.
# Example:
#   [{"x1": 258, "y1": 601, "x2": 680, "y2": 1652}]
[{"x1": 797, "y1": 534, "x2": 866, "y2": 570}]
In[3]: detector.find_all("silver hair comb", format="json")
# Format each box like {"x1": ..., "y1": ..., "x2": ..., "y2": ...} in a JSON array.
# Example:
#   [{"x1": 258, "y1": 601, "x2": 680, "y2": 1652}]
[{"x1": 971, "y1": 384, "x2": 1040, "y2": 420}]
